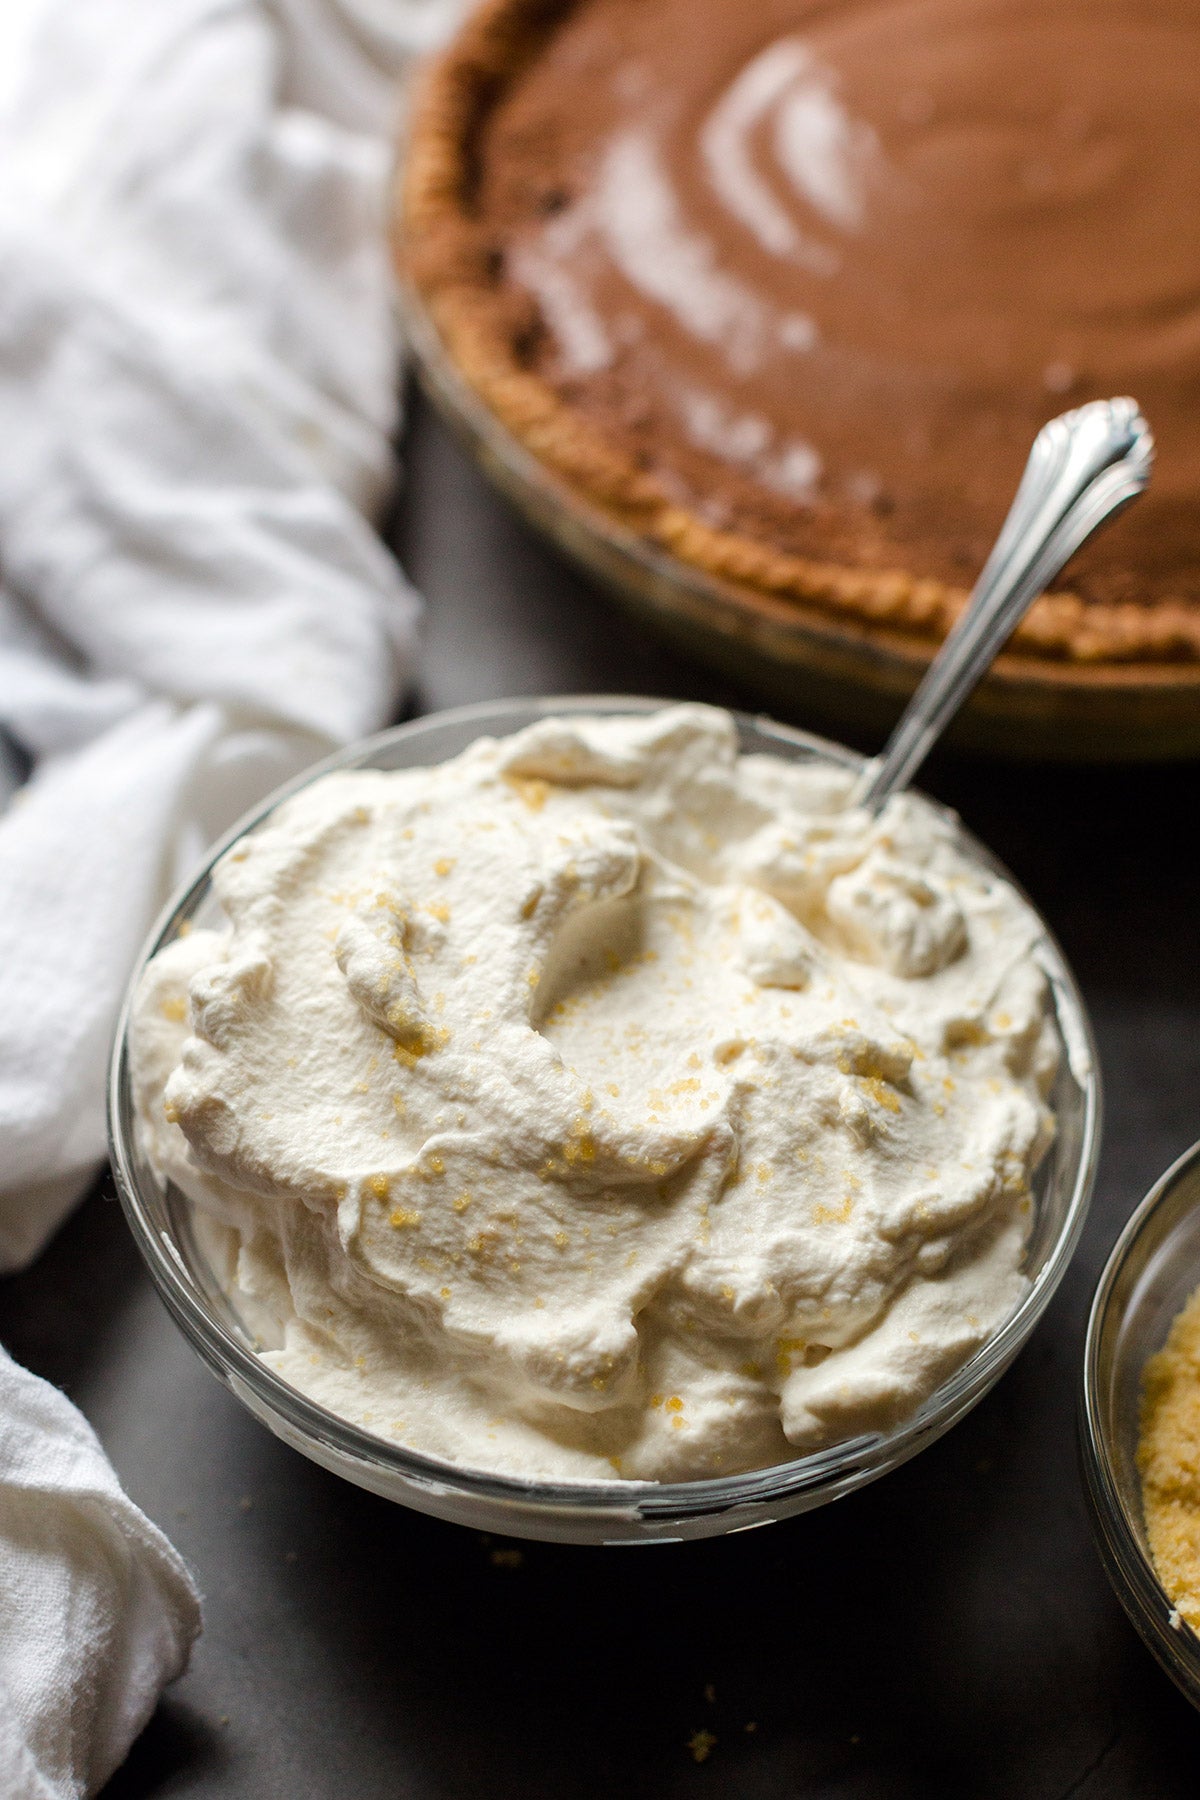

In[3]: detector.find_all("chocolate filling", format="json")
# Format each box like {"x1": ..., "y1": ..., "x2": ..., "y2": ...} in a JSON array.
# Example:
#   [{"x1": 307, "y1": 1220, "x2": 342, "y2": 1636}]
[{"x1": 468, "y1": 0, "x2": 1200, "y2": 610}]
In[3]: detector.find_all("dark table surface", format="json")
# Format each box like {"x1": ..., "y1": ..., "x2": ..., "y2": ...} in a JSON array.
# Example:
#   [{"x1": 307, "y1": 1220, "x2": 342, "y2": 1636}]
[{"x1": 4, "y1": 390, "x2": 1200, "y2": 1799}]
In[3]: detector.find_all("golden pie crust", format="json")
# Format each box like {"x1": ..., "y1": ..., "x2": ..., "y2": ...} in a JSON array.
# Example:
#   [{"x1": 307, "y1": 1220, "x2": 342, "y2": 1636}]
[{"x1": 397, "y1": 0, "x2": 1200, "y2": 672}]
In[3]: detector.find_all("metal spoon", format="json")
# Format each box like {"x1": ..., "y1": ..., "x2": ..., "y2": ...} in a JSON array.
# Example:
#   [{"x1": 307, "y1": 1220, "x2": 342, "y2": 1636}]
[{"x1": 853, "y1": 396, "x2": 1154, "y2": 812}]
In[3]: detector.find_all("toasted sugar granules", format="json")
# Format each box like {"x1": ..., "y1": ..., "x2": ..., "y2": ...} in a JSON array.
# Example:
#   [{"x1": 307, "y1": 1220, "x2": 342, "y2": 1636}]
[
  {"x1": 1138, "y1": 1281, "x2": 1200, "y2": 1631},
  {"x1": 687, "y1": 1730, "x2": 717, "y2": 1764}
]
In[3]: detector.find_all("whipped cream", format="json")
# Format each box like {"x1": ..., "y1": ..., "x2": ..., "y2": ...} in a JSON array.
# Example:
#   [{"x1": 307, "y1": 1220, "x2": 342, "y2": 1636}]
[{"x1": 130, "y1": 706, "x2": 1058, "y2": 1482}]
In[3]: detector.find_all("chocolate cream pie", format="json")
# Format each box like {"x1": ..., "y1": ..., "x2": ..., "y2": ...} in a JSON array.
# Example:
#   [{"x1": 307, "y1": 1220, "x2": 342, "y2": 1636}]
[{"x1": 400, "y1": 0, "x2": 1200, "y2": 727}]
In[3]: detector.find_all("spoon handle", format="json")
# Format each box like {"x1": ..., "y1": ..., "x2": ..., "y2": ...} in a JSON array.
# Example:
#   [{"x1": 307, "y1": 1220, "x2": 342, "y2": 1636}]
[{"x1": 855, "y1": 396, "x2": 1154, "y2": 813}]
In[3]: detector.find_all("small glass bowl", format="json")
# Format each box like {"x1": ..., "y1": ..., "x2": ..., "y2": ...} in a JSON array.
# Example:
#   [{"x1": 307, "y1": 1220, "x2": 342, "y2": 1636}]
[
  {"x1": 109, "y1": 697, "x2": 1100, "y2": 1544},
  {"x1": 1082, "y1": 1138, "x2": 1200, "y2": 1707}
]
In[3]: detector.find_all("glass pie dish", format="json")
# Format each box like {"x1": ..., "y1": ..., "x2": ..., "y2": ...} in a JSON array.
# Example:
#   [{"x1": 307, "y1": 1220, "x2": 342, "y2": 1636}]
[
  {"x1": 398, "y1": 277, "x2": 1200, "y2": 764},
  {"x1": 1082, "y1": 1138, "x2": 1200, "y2": 1708},
  {"x1": 108, "y1": 697, "x2": 1100, "y2": 1544}
]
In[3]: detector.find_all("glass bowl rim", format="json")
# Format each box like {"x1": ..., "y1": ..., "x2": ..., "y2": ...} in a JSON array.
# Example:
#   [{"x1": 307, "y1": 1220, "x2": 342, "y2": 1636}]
[
  {"x1": 109, "y1": 694, "x2": 1102, "y2": 1519},
  {"x1": 1081, "y1": 1135, "x2": 1200, "y2": 1701}
]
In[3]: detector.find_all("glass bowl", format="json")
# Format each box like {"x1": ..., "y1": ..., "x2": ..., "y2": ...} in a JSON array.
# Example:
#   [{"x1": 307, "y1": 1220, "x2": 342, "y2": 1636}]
[
  {"x1": 1082, "y1": 1138, "x2": 1200, "y2": 1708},
  {"x1": 109, "y1": 697, "x2": 1100, "y2": 1544}
]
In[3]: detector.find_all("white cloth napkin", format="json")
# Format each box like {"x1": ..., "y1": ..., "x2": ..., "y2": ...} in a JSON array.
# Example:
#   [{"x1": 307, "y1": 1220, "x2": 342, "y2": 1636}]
[
  {"x1": 0, "y1": 0, "x2": 449, "y2": 1268},
  {"x1": 0, "y1": 0, "x2": 459, "y2": 1792},
  {"x1": 0, "y1": 1347, "x2": 202, "y2": 1799}
]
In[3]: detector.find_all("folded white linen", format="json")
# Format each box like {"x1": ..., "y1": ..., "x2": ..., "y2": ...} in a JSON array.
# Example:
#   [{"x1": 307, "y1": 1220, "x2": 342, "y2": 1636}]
[
  {"x1": 0, "y1": 0, "x2": 459, "y2": 1791},
  {"x1": 0, "y1": 0, "x2": 463, "y2": 1267},
  {"x1": 0, "y1": 1346, "x2": 203, "y2": 1799}
]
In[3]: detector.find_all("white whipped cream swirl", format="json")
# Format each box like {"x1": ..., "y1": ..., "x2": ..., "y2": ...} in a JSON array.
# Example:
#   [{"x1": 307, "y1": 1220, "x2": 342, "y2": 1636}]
[{"x1": 130, "y1": 707, "x2": 1058, "y2": 1482}]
